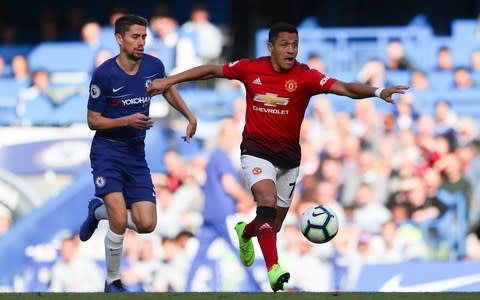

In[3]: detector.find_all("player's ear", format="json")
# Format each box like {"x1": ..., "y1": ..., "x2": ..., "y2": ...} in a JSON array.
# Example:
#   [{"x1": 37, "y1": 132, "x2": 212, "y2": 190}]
[
  {"x1": 267, "y1": 42, "x2": 274, "y2": 53},
  {"x1": 114, "y1": 32, "x2": 123, "y2": 45}
]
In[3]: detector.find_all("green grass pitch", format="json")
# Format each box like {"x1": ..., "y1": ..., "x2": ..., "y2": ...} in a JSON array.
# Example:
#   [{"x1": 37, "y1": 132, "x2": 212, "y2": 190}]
[{"x1": 2, "y1": 292, "x2": 479, "y2": 300}]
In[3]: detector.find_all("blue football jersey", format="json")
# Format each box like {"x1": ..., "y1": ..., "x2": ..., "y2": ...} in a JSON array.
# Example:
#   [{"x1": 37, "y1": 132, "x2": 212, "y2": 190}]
[{"x1": 88, "y1": 54, "x2": 165, "y2": 143}]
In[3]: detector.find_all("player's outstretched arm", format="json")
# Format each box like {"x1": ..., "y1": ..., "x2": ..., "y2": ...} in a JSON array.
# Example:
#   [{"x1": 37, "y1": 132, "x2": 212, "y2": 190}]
[
  {"x1": 162, "y1": 86, "x2": 197, "y2": 142},
  {"x1": 147, "y1": 64, "x2": 224, "y2": 96},
  {"x1": 328, "y1": 80, "x2": 409, "y2": 104}
]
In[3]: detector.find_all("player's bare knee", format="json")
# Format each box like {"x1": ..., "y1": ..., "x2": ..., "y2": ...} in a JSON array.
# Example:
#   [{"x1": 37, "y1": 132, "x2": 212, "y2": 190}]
[
  {"x1": 110, "y1": 219, "x2": 128, "y2": 233},
  {"x1": 135, "y1": 220, "x2": 156, "y2": 233}
]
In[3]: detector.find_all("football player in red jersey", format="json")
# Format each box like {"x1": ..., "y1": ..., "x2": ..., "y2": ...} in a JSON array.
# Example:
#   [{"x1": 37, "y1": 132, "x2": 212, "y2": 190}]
[{"x1": 148, "y1": 22, "x2": 408, "y2": 292}]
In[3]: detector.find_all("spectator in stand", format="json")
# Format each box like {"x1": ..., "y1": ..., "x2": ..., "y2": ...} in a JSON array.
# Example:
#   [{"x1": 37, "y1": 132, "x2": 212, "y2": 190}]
[
  {"x1": 433, "y1": 100, "x2": 457, "y2": 138},
  {"x1": 434, "y1": 153, "x2": 471, "y2": 259},
  {"x1": 18, "y1": 69, "x2": 85, "y2": 107},
  {"x1": 81, "y1": 20, "x2": 102, "y2": 51},
  {"x1": 121, "y1": 237, "x2": 160, "y2": 291},
  {"x1": 0, "y1": 55, "x2": 7, "y2": 77},
  {"x1": 409, "y1": 69, "x2": 429, "y2": 90},
  {"x1": 313, "y1": 180, "x2": 346, "y2": 226},
  {"x1": 435, "y1": 46, "x2": 454, "y2": 72},
  {"x1": 341, "y1": 150, "x2": 389, "y2": 206},
  {"x1": 152, "y1": 234, "x2": 194, "y2": 292},
  {"x1": 368, "y1": 220, "x2": 404, "y2": 263},
  {"x1": 281, "y1": 222, "x2": 335, "y2": 291},
  {"x1": 401, "y1": 176, "x2": 447, "y2": 227},
  {"x1": 455, "y1": 116, "x2": 478, "y2": 147},
  {"x1": 385, "y1": 39, "x2": 414, "y2": 71},
  {"x1": 357, "y1": 58, "x2": 386, "y2": 87},
  {"x1": 49, "y1": 233, "x2": 104, "y2": 292},
  {"x1": 315, "y1": 158, "x2": 344, "y2": 197},
  {"x1": 180, "y1": 3, "x2": 223, "y2": 64},
  {"x1": 0, "y1": 205, "x2": 12, "y2": 237},
  {"x1": 393, "y1": 94, "x2": 418, "y2": 131},
  {"x1": 352, "y1": 182, "x2": 391, "y2": 234},
  {"x1": 470, "y1": 49, "x2": 480, "y2": 72},
  {"x1": 454, "y1": 137, "x2": 480, "y2": 229},
  {"x1": 149, "y1": 14, "x2": 179, "y2": 48},
  {"x1": 453, "y1": 66, "x2": 474, "y2": 89},
  {"x1": 10, "y1": 54, "x2": 30, "y2": 85},
  {"x1": 305, "y1": 95, "x2": 336, "y2": 153},
  {"x1": 306, "y1": 52, "x2": 326, "y2": 73},
  {"x1": 94, "y1": 49, "x2": 114, "y2": 68}
]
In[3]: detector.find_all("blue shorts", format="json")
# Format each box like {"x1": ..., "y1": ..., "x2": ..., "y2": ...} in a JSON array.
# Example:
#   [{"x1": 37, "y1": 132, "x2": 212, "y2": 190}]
[{"x1": 90, "y1": 137, "x2": 156, "y2": 207}]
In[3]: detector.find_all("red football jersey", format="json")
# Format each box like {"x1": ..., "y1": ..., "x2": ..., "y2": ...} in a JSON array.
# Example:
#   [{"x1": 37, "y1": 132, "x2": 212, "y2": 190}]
[{"x1": 223, "y1": 57, "x2": 336, "y2": 168}]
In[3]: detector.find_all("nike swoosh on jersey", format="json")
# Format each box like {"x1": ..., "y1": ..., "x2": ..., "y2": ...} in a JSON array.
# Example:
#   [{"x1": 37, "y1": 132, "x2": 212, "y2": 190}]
[
  {"x1": 144, "y1": 73, "x2": 160, "y2": 79},
  {"x1": 112, "y1": 86, "x2": 125, "y2": 93},
  {"x1": 379, "y1": 273, "x2": 480, "y2": 292}
]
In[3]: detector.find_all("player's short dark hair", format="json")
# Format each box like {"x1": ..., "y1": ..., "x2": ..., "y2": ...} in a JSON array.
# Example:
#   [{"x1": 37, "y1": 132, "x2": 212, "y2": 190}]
[
  {"x1": 115, "y1": 14, "x2": 148, "y2": 36},
  {"x1": 268, "y1": 22, "x2": 298, "y2": 43}
]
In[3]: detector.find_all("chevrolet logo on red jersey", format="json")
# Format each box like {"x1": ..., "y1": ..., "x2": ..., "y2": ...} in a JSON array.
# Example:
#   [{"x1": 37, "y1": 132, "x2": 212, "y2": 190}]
[{"x1": 253, "y1": 93, "x2": 289, "y2": 107}]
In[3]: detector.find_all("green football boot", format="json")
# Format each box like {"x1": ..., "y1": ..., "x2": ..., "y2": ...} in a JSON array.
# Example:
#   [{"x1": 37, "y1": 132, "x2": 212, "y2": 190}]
[
  {"x1": 234, "y1": 222, "x2": 255, "y2": 267},
  {"x1": 268, "y1": 264, "x2": 290, "y2": 292}
]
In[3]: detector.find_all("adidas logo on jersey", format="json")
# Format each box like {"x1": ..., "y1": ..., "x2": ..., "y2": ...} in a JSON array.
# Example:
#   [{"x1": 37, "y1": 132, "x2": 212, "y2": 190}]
[{"x1": 252, "y1": 77, "x2": 262, "y2": 85}]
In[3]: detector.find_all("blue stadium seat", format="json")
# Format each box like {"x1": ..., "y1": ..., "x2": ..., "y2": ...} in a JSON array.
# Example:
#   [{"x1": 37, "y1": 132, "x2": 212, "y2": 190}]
[
  {"x1": 99, "y1": 26, "x2": 119, "y2": 55},
  {"x1": 427, "y1": 71, "x2": 455, "y2": 90},
  {"x1": 256, "y1": 25, "x2": 433, "y2": 74},
  {"x1": 20, "y1": 95, "x2": 56, "y2": 126},
  {"x1": 472, "y1": 71, "x2": 480, "y2": 87},
  {"x1": 385, "y1": 70, "x2": 411, "y2": 86},
  {"x1": 51, "y1": 92, "x2": 88, "y2": 125},
  {"x1": 28, "y1": 42, "x2": 96, "y2": 73},
  {"x1": 178, "y1": 88, "x2": 240, "y2": 122},
  {"x1": 411, "y1": 89, "x2": 480, "y2": 120},
  {"x1": 0, "y1": 44, "x2": 33, "y2": 63},
  {"x1": 451, "y1": 19, "x2": 479, "y2": 41},
  {"x1": 146, "y1": 41, "x2": 176, "y2": 74},
  {"x1": 0, "y1": 78, "x2": 23, "y2": 125}
]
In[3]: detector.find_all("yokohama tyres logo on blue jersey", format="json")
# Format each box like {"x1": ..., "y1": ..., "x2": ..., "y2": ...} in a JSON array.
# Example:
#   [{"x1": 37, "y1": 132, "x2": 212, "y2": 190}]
[{"x1": 122, "y1": 97, "x2": 150, "y2": 106}]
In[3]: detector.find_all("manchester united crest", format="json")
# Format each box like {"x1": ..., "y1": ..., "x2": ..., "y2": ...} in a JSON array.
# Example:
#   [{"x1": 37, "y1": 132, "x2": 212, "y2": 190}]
[
  {"x1": 284, "y1": 79, "x2": 297, "y2": 92},
  {"x1": 252, "y1": 167, "x2": 262, "y2": 175}
]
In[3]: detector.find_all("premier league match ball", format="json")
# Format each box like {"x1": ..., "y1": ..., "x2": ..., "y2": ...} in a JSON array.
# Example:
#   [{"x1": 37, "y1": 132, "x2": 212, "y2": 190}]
[{"x1": 300, "y1": 205, "x2": 339, "y2": 244}]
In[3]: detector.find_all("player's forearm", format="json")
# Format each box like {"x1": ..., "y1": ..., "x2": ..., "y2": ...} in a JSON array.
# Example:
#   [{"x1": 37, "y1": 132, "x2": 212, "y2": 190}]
[
  {"x1": 166, "y1": 64, "x2": 223, "y2": 86},
  {"x1": 163, "y1": 88, "x2": 197, "y2": 123},
  {"x1": 88, "y1": 113, "x2": 133, "y2": 130},
  {"x1": 339, "y1": 82, "x2": 378, "y2": 99}
]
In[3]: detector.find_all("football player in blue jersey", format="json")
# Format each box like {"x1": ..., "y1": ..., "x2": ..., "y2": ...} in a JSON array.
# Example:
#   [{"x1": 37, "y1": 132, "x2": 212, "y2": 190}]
[{"x1": 79, "y1": 14, "x2": 197, "y2": 293}]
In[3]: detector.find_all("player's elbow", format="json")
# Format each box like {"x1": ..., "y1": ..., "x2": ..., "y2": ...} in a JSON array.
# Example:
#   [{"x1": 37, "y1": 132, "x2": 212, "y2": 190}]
[{"x1": 87, "y1": 118, "x2": 99, "y2": 130}]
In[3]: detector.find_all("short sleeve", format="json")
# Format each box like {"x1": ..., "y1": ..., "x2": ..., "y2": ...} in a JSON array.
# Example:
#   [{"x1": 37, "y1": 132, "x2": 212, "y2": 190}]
[
  {"x1": 307, "y1": 69, "x2": 336, "y2": 95},
  {"x1": 222, "y1": 59, "x2": 249, "y2": 81},
  {"x1": 87, "y1": 69, "x2": 109, "y2": 113}
]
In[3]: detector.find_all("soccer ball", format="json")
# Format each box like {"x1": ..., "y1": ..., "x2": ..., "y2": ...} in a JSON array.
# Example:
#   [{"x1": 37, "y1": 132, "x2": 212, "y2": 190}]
[{"x1": 300, "y1": 205, "x2": 339, "y2": 244}]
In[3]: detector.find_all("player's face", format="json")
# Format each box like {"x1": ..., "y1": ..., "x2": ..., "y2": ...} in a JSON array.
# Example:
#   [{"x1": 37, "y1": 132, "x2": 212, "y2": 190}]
[
  {"x1": 118, "y1": 24, "x2": 147, "y2": 61},
  {"x1": 268, "y1": 32, "x2": 298, "y2": 72}
]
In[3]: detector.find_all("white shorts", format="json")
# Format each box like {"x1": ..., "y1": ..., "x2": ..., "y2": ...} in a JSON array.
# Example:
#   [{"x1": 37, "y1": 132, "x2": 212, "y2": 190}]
[{"x1": 240, "y1": 154, "x2": 300, "y2": 208}]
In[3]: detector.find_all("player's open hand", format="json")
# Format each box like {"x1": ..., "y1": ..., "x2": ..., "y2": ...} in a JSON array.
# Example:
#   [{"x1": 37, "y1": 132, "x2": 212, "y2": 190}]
[
  {"x1": 182, "y1": 118, "x2": 197, "y2": 142},
  {"x1": 147, "y1": 78, "x2": 171, "y2": 96},
  {"x1": 380, "y1": 85, "x2": 409, "y2": 104},
  {"x1": 128, "y1": 113, "x2": 153, "y2": 130}
]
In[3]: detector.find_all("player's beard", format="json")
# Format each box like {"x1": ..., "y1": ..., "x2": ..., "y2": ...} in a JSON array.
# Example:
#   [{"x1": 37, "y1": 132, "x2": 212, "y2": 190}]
[{"x1": 127, "y1": 50, "x2": 143, "y2": 62}]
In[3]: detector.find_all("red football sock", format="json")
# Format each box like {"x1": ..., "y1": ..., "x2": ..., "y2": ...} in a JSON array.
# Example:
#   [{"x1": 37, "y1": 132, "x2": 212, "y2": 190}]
[
  {"x1": 243, "y1": 220, "x2": 256, "y2": 239},
  {"x1": 255, "y1": 218, "x2": 278, "y2": 270}
]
